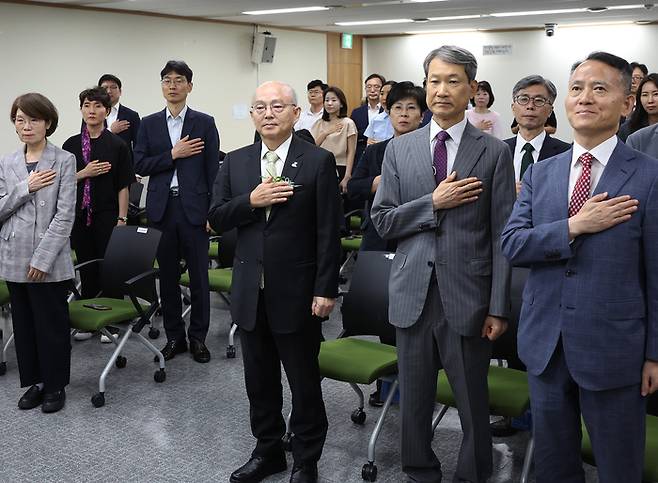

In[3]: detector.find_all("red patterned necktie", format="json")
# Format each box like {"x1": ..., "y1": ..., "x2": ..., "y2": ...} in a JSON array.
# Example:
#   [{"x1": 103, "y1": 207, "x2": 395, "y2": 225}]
[
  {"x1": 568, "y1": 152, "x2": 593, "y2": 217},
  {"x1": 433, "y1": 130, "x2": 450, "y2": 184}
]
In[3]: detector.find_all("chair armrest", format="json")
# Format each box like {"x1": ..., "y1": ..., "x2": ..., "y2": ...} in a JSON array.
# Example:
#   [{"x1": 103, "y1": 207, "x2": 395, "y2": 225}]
[
  {"x1": 73, "y1": 258, "x2": 103, "y2": 271},
  {"x1": 343, "y1": 208, "x2": 363, "y2": 221},
  {"x1": 124, "y1": 268, "x2": 160, "y2": 333}
]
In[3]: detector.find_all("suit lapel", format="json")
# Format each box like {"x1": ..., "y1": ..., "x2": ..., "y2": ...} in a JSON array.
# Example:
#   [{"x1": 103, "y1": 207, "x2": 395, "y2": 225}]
[
  {"x1": 452, "y1": 122, "x2": 485, "y2": 178},
  {"x1": 248, "y1": 141, "x2": 263, "y2": 192},
  {"x1": 409, "y1": 125, "x2": 435, "y2": 195},
  {"x1": 36, "y1": 142, "x2": 57, "y2": 171},
  {"x1": 181, "y1": 107, "x2": 196, "y2": 140},
  {"x1": 157, "y1": 109, "x2": 172, "y2": 149},
  {"x1": 550, "y1": 150, "x2": 572, "y2": 219},
  {"x1": 280, "y1": 136, "x2": 303, "y2": 183},
  {"x1": 592, "y1": 142, "x2": 637, "y2": 198},
  {"x1": 9, "y1": 148, "x2": 28, "y2": 180}
]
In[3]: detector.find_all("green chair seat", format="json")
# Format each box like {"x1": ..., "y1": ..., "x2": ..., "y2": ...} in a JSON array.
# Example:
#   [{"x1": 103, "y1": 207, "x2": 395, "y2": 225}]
[
  {"x1": 437, "y1": 365, "x2": 530, "y2": 417},
  {"x1": 341, "y1": 236, "x2": 362, "y2": 252},
  {"x1": 208, "y1": 241, "x2": 219, "y2": 260},
  {"x1": 71, "y1": 250, "x2": 77, "y2": 265},
  {"x1": 69, "y1": 298, "x2": 150, "y2": 331},
  {"x1": 0, "y1": 281, "x2": 10, "y2": 306},
  {"x1": 582, "y1": 414, "x2": 658, "y2": 482},
  {"x1": 319, "y1": 338, "x2": 397, "y2": 385},
  {"x1": 349, "y1": 215, "x2": 362, "y2": 231},
  {"x1": 180, "y1": 268, "x2": 232, "y2": 293}
]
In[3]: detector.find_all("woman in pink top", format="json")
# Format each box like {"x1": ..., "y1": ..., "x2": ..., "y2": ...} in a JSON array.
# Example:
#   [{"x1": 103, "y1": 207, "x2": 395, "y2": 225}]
[
  {"x1": 311, "y1": 86, "x2": 357, "y2": 193},
  {"x1": 466, "y1": 80, "x2": 506, "y2": 139}
]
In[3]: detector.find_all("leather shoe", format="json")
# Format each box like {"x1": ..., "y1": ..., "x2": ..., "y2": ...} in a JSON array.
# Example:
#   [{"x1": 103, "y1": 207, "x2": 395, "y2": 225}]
[
  {"x1": 155, "y1": 338, "x2": 187, "y2": 362},
  {"x1": 229, "y1": 455, "x2": 287, "y2": 483},
  {"x1": 290, "y1": 464, "x2": 318, "y2": 483},
  {"x1": 42, "y1": 389, "x2": 66, "y2": 413},
  {"x1": 189, "y1": 338, "x2": 211, "y2": 363},
  {"x1": 18, "y1": 385, "x2": 43, "y2": 410}
]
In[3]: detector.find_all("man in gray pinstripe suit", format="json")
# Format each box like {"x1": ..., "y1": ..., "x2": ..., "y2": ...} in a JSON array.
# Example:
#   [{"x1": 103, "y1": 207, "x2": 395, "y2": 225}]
[{"x1": 371, "y1": 46, "x2": 515, "y2": 482}]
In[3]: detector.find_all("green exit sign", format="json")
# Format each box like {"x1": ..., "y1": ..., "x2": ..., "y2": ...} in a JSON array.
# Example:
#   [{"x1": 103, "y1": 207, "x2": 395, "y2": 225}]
[{"x1": 341, "y1": 33, "x2": 353, "y2": 49}]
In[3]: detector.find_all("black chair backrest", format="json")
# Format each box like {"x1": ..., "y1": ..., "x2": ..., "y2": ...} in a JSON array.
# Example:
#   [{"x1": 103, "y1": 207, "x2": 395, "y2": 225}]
[
  {"x1": 100, "y1": 226, "x2": 162, "y2": 302},
  {"x1": 341, "y1": 250, "x2": 396, "y2": 342},
  {"x1": 218, "y1": 228, "x2": 237, "y2": 269},
  {"x1": 491, "y1": 267, "x2": 528, "y2": 370},
  {"x1": 648, "y1": 392, "x2": 658, "y2": 417}
]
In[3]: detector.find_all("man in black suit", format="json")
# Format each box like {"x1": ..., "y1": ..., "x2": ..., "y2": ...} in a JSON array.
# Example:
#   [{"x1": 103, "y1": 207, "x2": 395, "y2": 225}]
[
  {"x1": 209, "y1": 81, "x2": 341, "y2": 483},
  {"x1": 350, "y1": 73, "x2": 385, "y2": 163},
  {"x1": 134, "y1": 60, "x2": 219, "y2": 363},
  {"x1": 504, "y1": 75, "x2": 571, "y2": 195},
  {"x1": 98, "y1": 74, "x2": 141, "y2": 150}
]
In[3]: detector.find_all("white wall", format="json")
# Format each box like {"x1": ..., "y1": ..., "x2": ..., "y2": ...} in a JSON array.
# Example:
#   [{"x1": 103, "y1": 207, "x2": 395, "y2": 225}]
[
  {"x1": 0, "y1": 3, "x2": 327, "y2": 152},
  {"x1": 365, "y1": 25, "x2": 658, "y2": 141}
]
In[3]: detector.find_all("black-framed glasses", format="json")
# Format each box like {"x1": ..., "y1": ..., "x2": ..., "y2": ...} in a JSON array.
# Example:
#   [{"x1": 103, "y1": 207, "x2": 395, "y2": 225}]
[
  {"x1": 514, "y1": 95, "x2": 551, "y2": 107},
  {"x1": 161, "y1": 77, "x2": 187, "y2": 87},
  {"x1": 250, "y1": 102, "x2": 297, "y2": 115}
]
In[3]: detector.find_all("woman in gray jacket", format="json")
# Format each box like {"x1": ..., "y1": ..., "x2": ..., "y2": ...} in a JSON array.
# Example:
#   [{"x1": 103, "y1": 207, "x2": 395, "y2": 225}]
[{"x1": 0, "y1": 93, "x2": 76, "y2": 413}]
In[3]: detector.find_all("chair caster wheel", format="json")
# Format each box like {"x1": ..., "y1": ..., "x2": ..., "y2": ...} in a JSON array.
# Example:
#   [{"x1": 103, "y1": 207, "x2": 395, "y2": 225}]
[
  {"x1": 148, "y1": 327, "x2": 160, "y2": 339},
  {"x1": 91, "y1": 392, "x2": 105, "y2": 408},
  {"x1": 154, "y1": 369, "x2": 166, "y2": 383},
  {"x1": 281, "y1": 433, "x2": 293, "y2": 452},
  {"x1": 362, "y1": 462, "x2": 377, "y2": 481},
  {"x1": 351, "y1": 408, "x2": 366, "y2": 425},
  {"x1": 0, "y1": 361, "x2": 6, "y2": 376},
  {"x1": 115, "y1": 356, "x2": 127, "y2": 368},
  {"x1": 226, "y1": 346, "x2": 236, "y2": 359}
]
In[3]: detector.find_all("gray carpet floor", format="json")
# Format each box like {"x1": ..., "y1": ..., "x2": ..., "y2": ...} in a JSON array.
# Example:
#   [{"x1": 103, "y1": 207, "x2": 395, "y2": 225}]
[{"x1": 0, "y1": 291, "x2": 599, "y2": 482}]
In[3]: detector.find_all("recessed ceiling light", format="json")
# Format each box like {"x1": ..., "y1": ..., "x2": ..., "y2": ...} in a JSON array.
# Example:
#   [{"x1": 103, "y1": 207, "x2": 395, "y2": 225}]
[
  {"x1": 490, "y1": 8, "x2": 586, "y2": 17},
  {"x1": 242, "y1": 6, "x2": 330, "y2": 15},
  {"x1": 427, "y1": 15, "x2": 483, "y2": 21},
  {"x1": 636, "y1": 19, "x2": 653, "y2": 24},
  {"x1": 606, "y1": 4, "x2": 646, "y2": 9},
  {"x1": 335, "y1": 19, "x2": 414, "y2": 26},
  {"x1": 587, "y1": 7, "x2": 608, "y2": 12},
  {"x1": 562, "y1": 20, "x2": 635, "y2": 27}
]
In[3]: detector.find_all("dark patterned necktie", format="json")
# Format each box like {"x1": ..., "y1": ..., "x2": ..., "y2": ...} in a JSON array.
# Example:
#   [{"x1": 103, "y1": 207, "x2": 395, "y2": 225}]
[
  {"x1": 520, "y1": 142, "x2": 534, "y2": 179},
  {"x1": 433, "y1": 130, "x2": 450, "y2": 184},
  {"x1": 568, "y1": 153, "x2": 593, "y2": 217}
]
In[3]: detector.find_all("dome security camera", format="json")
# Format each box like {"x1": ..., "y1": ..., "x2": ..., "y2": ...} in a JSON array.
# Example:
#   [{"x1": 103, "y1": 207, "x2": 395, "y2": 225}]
[{"x1": 544, "y1": 23, "x2": 557, "y2": 37}]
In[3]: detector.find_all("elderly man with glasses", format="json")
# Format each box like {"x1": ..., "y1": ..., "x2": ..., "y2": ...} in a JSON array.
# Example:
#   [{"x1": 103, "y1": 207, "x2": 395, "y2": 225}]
[{"x1": 504, "y1": 75, "x2": 571, "y2": 195}]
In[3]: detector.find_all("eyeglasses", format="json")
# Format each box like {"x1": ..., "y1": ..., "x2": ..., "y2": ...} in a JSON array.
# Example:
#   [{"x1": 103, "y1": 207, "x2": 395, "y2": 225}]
[
  {"x1": 13, "y1": 117, "x2": 44, "y2": 127},
  {"x1": 161, "y1": 77, "x2": 188, "y2": 87},
  {"x1": 308, "y1": 89, "x2": 324, "y2": 96},
  {"x1": 250, "y1": 102, "x2": 297, "y2": 115},
  {"x1": 632, "y1": 75, "x2": 645, "y2": 81},
  {"x1": 514, "y1": 95, "x2": 551, "y2": 107},
  {"x1": 365, "y1": 84, "x2": 382, "y2": 91},
  {"x1": 390, "y1": 104, "x2": 419, "y2": 114}
]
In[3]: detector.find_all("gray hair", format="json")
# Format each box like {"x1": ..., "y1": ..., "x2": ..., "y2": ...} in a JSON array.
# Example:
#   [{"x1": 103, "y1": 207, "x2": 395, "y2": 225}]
[
  {"x1": 512, "y1": 75, "x2": 558, "y2": 103},
  {"x1": 423, "y1": 45, "x2": 478, "y2": 82},
  {"x1": 253, "y1": 81, "x2": 298, "y2": 105}
]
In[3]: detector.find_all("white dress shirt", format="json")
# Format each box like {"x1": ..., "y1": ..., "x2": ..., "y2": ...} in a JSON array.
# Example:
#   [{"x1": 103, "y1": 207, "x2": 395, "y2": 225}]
[
  {"x1": 167, "y1": 105, "x2": 188, "y2": 189},
  {"x1": 106, "y1": 103, "x2": 120, "y2": 131},
  {"x1": 260, "y1": 134, "x2": 292, "y2": 179},
  {"x1": 568, "y1": 135, "x2": 617, "y2": 201},
  {"x1": 294, "y1": 108, "x2": 323, "y2": 132},
  {"x1": 429, "y1": 116, "x2": 468, "y2": 175},
  {"x1": 513, "y1": 130, "x2": 546, "y2": 181},
  {"x1": 367, "y1": 103, "x2": 381, "y2": 124}
]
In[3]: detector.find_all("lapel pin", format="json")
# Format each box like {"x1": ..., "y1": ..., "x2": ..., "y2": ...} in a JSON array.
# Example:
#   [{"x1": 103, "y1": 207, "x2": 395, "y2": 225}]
[{"x1": 291, "y1": 162, "x2": 298, "y2": 168}]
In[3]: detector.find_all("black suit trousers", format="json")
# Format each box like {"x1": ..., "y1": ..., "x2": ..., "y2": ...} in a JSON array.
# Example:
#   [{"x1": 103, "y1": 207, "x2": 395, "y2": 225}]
[
  {"x1": 7, "y1": 281, "x2": 71, "y2": 392},
  {"x1": 71, "y1": 211, "x2": 117, "y2": 299},
  {"x1": 152, "y1": 195, "x2": 209, "y2": 342},
  {"x1": 240, "y1": 290, "x2": 327, "y2": 465}
]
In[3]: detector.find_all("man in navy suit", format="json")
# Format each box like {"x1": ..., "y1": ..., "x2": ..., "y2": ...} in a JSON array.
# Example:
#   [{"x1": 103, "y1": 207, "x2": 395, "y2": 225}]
[
  {"x1": 97, "y1": 74, "x2": 141, "y2": 150},
  {"x1": 350, "y1": 73, "x2": 385, "y2": 163},
  {"x1": 134, "y1": 60, "x2": 220, "y2": 363},
  {"x1": 502, "y1": 52, "x2": 658, "y2": 482},
  {"x1": 503, "y1": 75, "x2": 571, "y2": 195}
]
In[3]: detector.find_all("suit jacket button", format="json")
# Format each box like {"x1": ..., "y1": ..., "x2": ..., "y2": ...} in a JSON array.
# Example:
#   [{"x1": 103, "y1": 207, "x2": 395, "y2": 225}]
[
  {"x1": 427, "y1": 261, "x2": 434, "y2": 267},
  {"x1": 565, "y1": 269, "x2": 575, "y2": 277},
  {"x1": 39, "y1": 200, "x2": 45, "y2": 207}
]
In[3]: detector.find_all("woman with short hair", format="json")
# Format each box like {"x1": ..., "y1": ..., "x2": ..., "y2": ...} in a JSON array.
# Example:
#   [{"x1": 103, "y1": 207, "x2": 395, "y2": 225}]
[{"x1": 0, "y1": 93, "x2": 76, "y2": 413}]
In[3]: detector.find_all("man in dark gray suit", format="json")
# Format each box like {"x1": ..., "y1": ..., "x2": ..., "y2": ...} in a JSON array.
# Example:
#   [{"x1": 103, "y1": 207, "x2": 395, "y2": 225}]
[{"x1": 371, "y1": 46, "x2": 515, "y2": 483}]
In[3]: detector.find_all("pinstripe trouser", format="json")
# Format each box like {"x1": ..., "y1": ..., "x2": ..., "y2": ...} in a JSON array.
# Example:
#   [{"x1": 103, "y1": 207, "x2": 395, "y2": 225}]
[{"x1": 397, "y1": 276, "x2": 492, "y2": 483}]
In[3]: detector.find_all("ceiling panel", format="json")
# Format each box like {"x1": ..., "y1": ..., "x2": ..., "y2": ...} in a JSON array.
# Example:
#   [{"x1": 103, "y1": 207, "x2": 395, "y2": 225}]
[{"x1": 18, "y1": 0, "x2": 658, "y2": 35}]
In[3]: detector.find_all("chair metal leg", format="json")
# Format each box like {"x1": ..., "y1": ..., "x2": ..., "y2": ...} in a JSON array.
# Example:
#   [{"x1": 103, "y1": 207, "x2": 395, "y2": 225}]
[
  {"x1": 226, "y1": 323, "x2": 238, "y2": 358},
  {"x1": 431, "y1": 404, "x2": 449, "y2": 434},
  {"x1": 181, "y1": 289, "x2": 192, "y2": 320},
  {"x1": 99, "y1": 329, "x2": 132, "y2": 393},
  {"x1": 218, "y1": 292, "x2": 231, "y2": 306},
  {"x1": 339, "y1": 251, "x2": 355, "y2": 279},
  {"x1": 367, "y1": 378, "x2": 398, "y2": 461},
  {"x1": 2, "y1": 332, "x2": 14, "y2": 364},
  {"x1": 520, "y1": 434, "x2": 534, "y2": 483},
  {"x1": 349, "y1": 382, "x2": 365, "y2": 409},
  {"x1": 136, "y1": 332, "x2": 166, "y2": 369},
  {"x1": 99, "y1": 327, "x2": 121, "y2": 347}
]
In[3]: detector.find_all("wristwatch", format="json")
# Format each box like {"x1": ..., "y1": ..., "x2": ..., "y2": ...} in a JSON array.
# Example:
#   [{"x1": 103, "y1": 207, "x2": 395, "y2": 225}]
[{"x1": 117, "y1": 216, "x2": 128, "y2": 223}]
